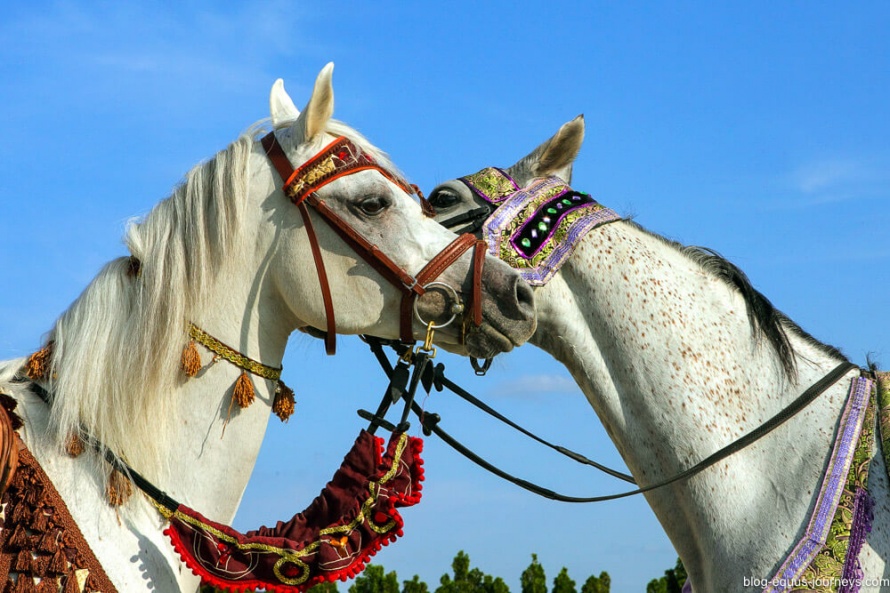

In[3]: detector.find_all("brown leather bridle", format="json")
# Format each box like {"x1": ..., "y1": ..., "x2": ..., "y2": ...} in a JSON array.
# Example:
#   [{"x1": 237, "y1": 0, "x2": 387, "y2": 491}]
[{"x1": 262, "y1": 132, "x2": 486, "y2": 354}]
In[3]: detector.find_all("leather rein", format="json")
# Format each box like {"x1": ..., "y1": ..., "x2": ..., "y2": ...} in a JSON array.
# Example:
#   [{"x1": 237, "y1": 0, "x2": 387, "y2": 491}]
[
  {"x1": 261, "y1": 133, "x2": 486, "y2": 353},
  {"x1": 363, "y1": 337, "x2": 860, "y2": 503}
]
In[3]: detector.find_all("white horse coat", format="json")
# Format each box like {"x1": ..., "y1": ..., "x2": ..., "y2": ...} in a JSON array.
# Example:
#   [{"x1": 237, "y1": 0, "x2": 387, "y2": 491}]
[
  {"x1": 0, "y1": 65, "x2": 536, "y2": 592},
  {"x1": 429, "y1": 117, "x2": 888, "y2": 591}
]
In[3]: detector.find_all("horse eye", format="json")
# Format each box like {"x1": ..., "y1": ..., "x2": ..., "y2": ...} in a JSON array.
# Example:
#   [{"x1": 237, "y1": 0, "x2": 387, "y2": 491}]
[
  {"x1": 359, "y1": 196, "x2": 388, "y2": 216},
  {"x1": 429, "y1": 188, "x2": 460, "y2": 210}
]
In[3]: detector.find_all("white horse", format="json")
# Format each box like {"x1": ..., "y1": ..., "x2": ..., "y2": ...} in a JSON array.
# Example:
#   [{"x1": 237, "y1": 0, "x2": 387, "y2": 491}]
[
  {"x1": 428, "y1": 117, "x2": 889, "y2": 592},
  {"x1": 0, "y1": 64, "x2": 536, "y2": 592}
]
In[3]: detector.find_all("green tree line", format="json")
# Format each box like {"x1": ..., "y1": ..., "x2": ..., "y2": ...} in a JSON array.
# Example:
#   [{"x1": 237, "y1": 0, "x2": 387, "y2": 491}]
[{"x1": 200, "y1": 552, "x2": 684, "y2": 593}]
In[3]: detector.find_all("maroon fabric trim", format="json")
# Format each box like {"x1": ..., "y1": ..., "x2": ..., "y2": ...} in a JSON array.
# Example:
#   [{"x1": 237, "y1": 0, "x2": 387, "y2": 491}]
[{"x1": 164, "y1": 430, "x2": 424, "y2": 592}]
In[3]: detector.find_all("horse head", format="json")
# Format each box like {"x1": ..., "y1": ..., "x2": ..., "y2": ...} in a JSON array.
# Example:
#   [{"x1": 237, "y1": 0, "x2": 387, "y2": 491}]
[
  {"x1": 257, "y1": 64, "x2": 537, "y2": 358},
  {"x1": 427, "y1": 115, "x2": 585, "y2": 236}
]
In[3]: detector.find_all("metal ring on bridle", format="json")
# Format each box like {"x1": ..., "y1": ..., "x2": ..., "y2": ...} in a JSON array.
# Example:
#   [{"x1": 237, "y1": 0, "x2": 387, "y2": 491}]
[{"x1": 413, "y1": 282, "x2": 464, "y2": 329}]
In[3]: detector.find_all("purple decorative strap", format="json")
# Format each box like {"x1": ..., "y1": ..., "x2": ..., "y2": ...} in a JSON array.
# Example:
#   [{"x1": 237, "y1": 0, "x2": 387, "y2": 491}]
[
  {"x1": 764, "y1": 376, "x2": 874, "y2": 593},
  {"x1": 840, "y1": 487, "x2": 875, "y2": 592}
]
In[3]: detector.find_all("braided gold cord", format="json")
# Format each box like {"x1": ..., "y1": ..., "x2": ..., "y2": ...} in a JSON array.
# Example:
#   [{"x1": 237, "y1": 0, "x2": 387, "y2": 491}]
[{"x1": 187, "y1": 323, "x2": 282, "y2": 381}]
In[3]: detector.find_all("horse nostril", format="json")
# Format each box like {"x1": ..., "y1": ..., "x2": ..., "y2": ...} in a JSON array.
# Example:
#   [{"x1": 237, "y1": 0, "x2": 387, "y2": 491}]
[{"x1": 513, "y1": 277, "x2": 535, "y2": 319}]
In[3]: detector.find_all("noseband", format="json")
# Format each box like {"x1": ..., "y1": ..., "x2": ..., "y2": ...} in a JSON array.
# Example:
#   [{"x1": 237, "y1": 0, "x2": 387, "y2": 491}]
[{"x1": 262, "y1": 133, "x2": 485, "y2": 354}]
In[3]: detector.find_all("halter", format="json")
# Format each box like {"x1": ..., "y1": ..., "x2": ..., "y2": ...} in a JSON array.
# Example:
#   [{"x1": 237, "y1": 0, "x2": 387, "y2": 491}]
[{"x1": 262, "y1": 133, "x2": 486, "y2": 352}]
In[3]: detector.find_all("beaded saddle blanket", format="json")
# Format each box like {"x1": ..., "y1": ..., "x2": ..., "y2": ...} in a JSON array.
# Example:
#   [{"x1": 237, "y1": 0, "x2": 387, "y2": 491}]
[{"x1": 0, "y1": 394, "x2": 117, "y2": 592}]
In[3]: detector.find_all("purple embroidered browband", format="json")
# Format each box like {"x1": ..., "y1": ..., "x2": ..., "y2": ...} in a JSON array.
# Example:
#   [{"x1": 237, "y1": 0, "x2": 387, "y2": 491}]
[{"x1": 479, "y1": 176, "x2": 621, "y2": 285}]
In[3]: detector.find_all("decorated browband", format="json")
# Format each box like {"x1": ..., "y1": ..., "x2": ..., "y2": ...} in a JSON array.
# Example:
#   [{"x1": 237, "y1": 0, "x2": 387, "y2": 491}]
[
  {"x1": 459, "y1": 167, "x2": 521, "y2": 205},
  {"x1": 479, "y1": 175, "x2": 621, "y2": 286},
  {"x1": 285, "y1": 136, "x2": 416, "y2": 205}
]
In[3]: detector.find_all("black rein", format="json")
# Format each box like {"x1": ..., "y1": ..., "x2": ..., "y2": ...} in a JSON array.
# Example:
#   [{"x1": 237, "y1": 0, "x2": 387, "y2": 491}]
[{"x1": 363, "y1": 339, "x2": 858, "y2": 503}]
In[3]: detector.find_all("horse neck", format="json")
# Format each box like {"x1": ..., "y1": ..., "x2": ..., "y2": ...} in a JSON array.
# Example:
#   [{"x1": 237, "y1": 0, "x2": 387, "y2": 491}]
[
  {"x1": 31, "y1": 259, "x2": 292, "y2": 525},
  {"x1": 528, "y1": 221, "x2": 852, "y2": 582},
  {"x1": 160, "y1": 276, "x2": 291, "y2": 521}
]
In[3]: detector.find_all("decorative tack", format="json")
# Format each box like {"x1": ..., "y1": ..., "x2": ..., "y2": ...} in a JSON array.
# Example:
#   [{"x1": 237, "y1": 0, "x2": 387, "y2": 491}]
[
  {"x1": 184, "y1": 323, "x2": 294, "y2": 421},
  {"x1": 105, "y1": 469, "x2": 132, "y2": 507},
  {"x1": 64, "y1": 434, "x2": 84, "y2": 458},
  {"x1": 458, "y1": 167, "x2": 520, "y2": 205},
  {"x1": 232, "y1": 371, "x2": 255, "y2": 409},
  {"x1": 272, "y1": 381, "x2": 296, "y2": 422},
  {"x1": 180, "y1": 340, "x2": 202, "y2": 378},
  {"x1": 162, "y1": 431, "x2": 424, "y2": 592},
  {"x1": 186, "y1": 324, "x2": 281, "y2": 381},
  {"x1": 25, "y1": 343, "x2": 53, "y2": 382},
  {"x1": 482, "y1": 176, "x2": 621, "y2": 286},
  {"x1": 1, "y1": 442, "x2": 119, "y2": 591}
]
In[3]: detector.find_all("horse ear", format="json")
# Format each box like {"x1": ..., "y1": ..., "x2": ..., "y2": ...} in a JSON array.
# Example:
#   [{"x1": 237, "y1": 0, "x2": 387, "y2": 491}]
[
  {"x1": 296, "y1": 63, "x2": 335, "y2": 142},
  {"x1": 270, "y1": 79, "x2": 299, "y2": 127},
  {"x1": 515, "y1": 115, "x2": 585, "y2": 183}
]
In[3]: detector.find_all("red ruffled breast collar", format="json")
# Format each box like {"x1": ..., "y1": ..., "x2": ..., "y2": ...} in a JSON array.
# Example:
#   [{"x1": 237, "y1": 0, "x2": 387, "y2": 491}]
[{"x1": 164, "y1": 430, "x2": 424, "y2": 593}]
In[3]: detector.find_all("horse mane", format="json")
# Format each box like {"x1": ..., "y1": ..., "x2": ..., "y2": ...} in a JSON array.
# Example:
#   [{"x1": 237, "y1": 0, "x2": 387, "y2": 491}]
[
  {"x1": 33, "y1": 126, "x2": 258, "y2": 480},
  {"x1": 625, "y1": 220, "x2": 849, "y2": 381},
  {"x1": 9, "y1": 117, "x2": 399, "y2": 483}
]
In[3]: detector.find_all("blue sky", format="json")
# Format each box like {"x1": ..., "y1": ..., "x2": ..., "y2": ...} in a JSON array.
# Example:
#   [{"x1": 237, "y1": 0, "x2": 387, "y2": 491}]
[{"x1": 1, "y1": 2, "x2": 888, "y2": 592}]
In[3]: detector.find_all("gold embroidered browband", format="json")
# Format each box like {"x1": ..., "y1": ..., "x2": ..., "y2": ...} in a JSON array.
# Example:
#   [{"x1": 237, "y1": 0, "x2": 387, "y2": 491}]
[
  {"x1": 460, "y1": 167, "x2": 520, "y2": 205},
  {"x1": 283, "y1": 136, "x2": 414, "y2": 206}
]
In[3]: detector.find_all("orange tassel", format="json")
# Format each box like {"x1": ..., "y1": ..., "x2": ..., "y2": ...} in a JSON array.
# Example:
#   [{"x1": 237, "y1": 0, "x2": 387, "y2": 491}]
[
  {"x1": 272, "y1": 380, "x2": 295, "y2": 422},
  {"x1": 36, "y1": 577, "x2": 60, "y2": 593},
  {"x1": 64, "y1": 433, "x2": 84, "y2": 458},
  {"x1": 25, "y1": 343, "x2": 53, "y2": 381},
  {"x1": 180, "y1": 339, "x2": 202, "y2": 378},
  {"x1": 10, "y1": 500, "x2": 32, "y2": 525},
  {"x1": 46, "y1": 549, "x2": 68, "y2": 575},
  {"x1": 31, "y1": 555, "x2": 48, "y2": 579},
  {"x1": 31, "y1": 509, "x2": 50, "y2": 533},
  {"x1": 14, "y1": 549, "x2": 34, "y2": 572},
  {"x1": 62, "y1": 571, "x2": 79, "y2": 593},
  {"x1": 232, "y1": 371, "x2": 255, "y2": 409},
  {"x1": 105, "y1": 469, "x2": 132, "y2": 507},
  {"x1": 36, "y1": 530, "x2": 59, "y2": 554},
  {"x1": 11, "y1": 575, "x2": 37, "y2": 593}
]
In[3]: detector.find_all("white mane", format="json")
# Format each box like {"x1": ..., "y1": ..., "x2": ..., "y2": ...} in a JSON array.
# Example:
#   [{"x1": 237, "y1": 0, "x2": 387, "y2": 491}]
[
  {"x1": 35, "y1": 127, "x2": 257, "y2": 478},
  {"x1": 2, "y1": 117, "x2": 406, "y2": 484}
]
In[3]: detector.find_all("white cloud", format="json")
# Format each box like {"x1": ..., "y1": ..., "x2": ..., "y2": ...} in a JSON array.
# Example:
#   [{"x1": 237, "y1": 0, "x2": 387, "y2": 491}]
[
  {"x1": 489, "y1": 374, "x2": 580, "y2": 398},
  {"x1": 753, "y1": 156, "x2": 890, "y2": 211},
  {"x1": 790, "y1": 159, "x2": 866, "y2": 194}
]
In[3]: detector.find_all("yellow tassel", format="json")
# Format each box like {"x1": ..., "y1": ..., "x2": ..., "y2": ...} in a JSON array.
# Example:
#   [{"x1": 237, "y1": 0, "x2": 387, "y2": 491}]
[
  {"x1": 25, "y1": 343, "x2": 53, "y2": 381},
  {"x1": 64, "y1": 433, "x2": 84, "y2": 458},
  {"x1": 180, "y1": 339, "x2": 202, "y2": 378},
  {"x1": 232, "y1": 371, "x2": 255, "y2": 409},
  {"x1": 106, "y1": 469, "x2": 132, "y2": 507},
  {"x1": 272, "y1": 380, "x2": 295, "y2": 422}
]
